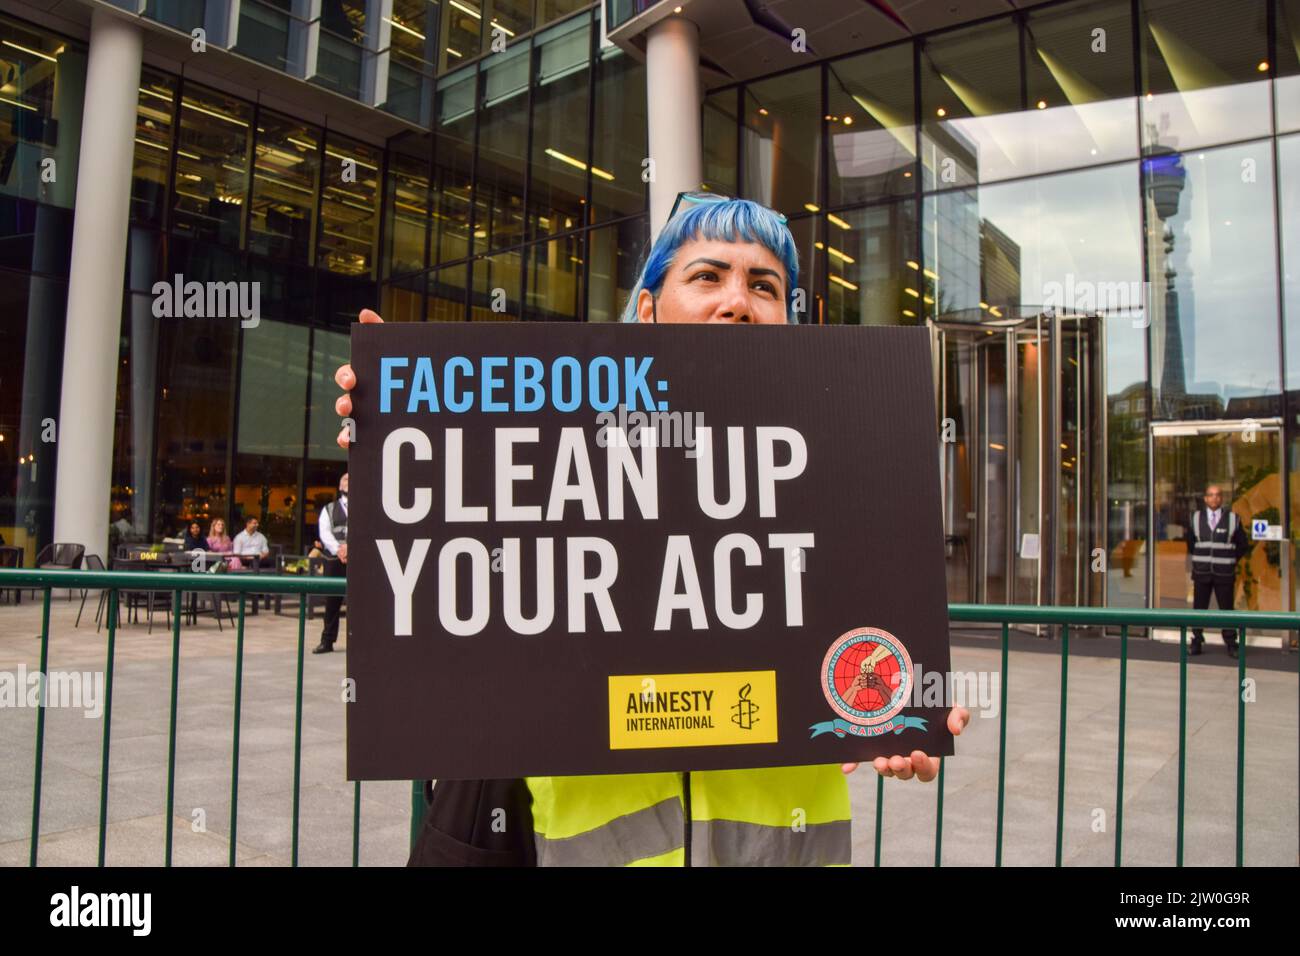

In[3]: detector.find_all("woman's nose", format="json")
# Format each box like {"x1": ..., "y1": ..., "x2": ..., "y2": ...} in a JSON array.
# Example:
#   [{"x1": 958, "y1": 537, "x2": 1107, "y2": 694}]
[{"x1": 714, "y1": 279, "x2": 753, "y2": 323}]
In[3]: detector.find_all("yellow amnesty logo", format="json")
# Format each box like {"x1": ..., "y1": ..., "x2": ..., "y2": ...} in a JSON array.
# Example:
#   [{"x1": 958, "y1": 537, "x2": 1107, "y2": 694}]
[{"x1": 608, "y1": 671, "x2": 779, "y2": 750}]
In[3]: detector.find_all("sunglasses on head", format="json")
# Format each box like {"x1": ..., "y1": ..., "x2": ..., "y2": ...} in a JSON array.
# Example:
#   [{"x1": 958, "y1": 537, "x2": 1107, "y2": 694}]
[{"x1": 669, "y1": 190, "x2": 789, "y2": 224}]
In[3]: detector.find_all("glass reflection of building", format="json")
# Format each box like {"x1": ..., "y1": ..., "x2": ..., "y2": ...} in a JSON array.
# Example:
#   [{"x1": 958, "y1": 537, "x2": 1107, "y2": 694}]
[{"x1": 3, "y1": 0, "x2": 1300, "y2": 621}]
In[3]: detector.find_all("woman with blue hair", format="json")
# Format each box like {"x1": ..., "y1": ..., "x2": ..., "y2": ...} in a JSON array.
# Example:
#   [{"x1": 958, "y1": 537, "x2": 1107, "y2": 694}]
[
  {"x1": 622, "y1": 195, "x2": 801, "y2": 325},
  {"x1": 333, "y1": 195, "x2": 968, "y2": 866}
]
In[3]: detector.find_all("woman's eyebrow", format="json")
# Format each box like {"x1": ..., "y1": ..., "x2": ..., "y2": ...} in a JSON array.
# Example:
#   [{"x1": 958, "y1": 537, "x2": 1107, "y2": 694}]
[{"x1": 681, "y1": 257, "x2": 730, "y2": 271}]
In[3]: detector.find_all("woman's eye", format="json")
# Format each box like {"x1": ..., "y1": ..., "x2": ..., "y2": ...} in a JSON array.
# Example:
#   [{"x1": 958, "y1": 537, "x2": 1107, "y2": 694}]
[
  {"x1": 689, "y1": 271, "x2": 719, "y2": 283},
  {"x1": 752, "y1": 281, "x2": 778, "y2": 296}
]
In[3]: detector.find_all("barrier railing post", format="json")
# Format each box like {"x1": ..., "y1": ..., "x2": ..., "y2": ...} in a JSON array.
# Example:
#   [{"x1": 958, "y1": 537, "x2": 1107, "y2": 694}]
[
  {"x1": 934, "y1": 756, "x2": 945, "y2": 867},
  {"x1": 1177, "y1": 624, "x2": 1187, "y2": 867},
  {"x1": 1054, "y1": 623, "x2": 1069, "y2": 867},
  {"x1": 353, "y1": 782, "x2": 362, "y2": 867},
  {"x1": 1235, "y1": 628, "x2": 1246, "y2": 867},
  {"x1": 995, "y1": 621, "x2": 1009, "y2": 867},
  {"x1": 97, "y1": 589, "x2": 119, "y2": 866},
  {"x1": 873, "y1": 774, "x2": 884, "y2": 867},
  {"x1": 1114, "y1": 623, "x2": 1128, "y2": 867},
  {"x1": 292, "y1": 599, "x2": 306, "y2": 867},
  {"x1": 410, "y1": 781, "x2": 425, "y2": 855},
  {"x1": 29, "y1": 587, "x2": 52, "y2": 867},
  {"x1": 230, "y1": 594, "x2": 246, "y2": 867},
  {"x1": 164, "y1": 589, "x2": 182, "y2": 866}
]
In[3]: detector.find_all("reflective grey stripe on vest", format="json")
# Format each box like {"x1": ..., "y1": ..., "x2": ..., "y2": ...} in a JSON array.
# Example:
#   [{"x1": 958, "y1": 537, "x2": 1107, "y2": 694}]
[
  {"x1": 691, "y1": 819, "x2": 852, "y2": 867},
  {"x1": 534, "y1": 797, "x2": 683, "y2": 866}
]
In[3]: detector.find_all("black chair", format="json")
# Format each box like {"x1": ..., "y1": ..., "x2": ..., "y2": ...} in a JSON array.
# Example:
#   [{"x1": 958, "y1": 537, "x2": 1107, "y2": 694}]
[
  {"x1": 74, "y1": 554, "x2": 106, "y2": 628},
  {"x1": 108, "y1": 558, "x2": 173, "y2": 634},
  {"x1": 0, "y1": 545, "x2": 23, "y2": 605},
  {"x1": 32, "y1": 542, "x2": 85, "y2": 601}
]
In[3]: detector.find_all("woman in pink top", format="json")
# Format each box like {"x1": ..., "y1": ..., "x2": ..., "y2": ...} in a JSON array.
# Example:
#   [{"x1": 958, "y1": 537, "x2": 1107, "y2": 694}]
[{"x1": 206, "y1": 518, "x2": 243, "y2": 570}]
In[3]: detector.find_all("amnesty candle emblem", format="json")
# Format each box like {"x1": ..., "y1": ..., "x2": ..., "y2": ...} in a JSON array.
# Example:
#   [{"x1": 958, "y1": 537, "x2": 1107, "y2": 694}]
[{"x1": 608, "y1": 671, "x2": 779, "y2": 749}]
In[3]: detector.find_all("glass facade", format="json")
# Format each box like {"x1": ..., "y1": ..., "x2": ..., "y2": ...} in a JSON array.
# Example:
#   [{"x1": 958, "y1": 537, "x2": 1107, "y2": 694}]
[{"x1": 5, "y1": 0, "x2": 1300, "y2": 616}]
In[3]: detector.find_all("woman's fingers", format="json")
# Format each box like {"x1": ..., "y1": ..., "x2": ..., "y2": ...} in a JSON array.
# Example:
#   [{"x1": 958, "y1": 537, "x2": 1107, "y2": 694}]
[
  {"x1": 840, "y1": 762, "x2": 859, "y2": 775},
  {"x1": 912, "y1": 750, "x2": 941, "y2": 783},
  {"x1": 949, "y1": 705, "x2": 971, "y2": 736},
  {"x1": 336, "y1": 393, "x2": 353, "y2": 418},
  {"x1": 359, "y1": 308, "x2": 384, "y2": 324},
  {"x1": 336, "y1": 425, "x2": 351, "y2": 450},
  {"x1": 335, "y1": 363, "x2": 356, "y2": 391},
  {"x1": 888, "y1": 754, "x2": 914, "y2": 780}
]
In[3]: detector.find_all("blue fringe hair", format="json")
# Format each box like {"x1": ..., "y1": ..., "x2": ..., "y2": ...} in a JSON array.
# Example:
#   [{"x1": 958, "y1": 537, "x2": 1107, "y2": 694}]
[{"x1": 620, "y1": 198, "x2": 800, "y2": 323}]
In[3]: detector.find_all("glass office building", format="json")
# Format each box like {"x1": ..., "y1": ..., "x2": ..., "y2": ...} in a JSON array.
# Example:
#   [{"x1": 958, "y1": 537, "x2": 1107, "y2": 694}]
[{"x1": 3, "y1": 0, "x2": 1300, "y2": 624}]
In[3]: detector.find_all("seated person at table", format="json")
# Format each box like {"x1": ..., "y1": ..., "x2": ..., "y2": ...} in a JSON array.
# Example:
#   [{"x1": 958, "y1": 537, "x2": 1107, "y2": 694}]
[
  {"x1": 181, "y1": 521, "x2": 206, "y2": 552},
  {"x1": 206, "y1": 518, "x2": 243, "y2": 570},
  {"x1": 232, "y1": 517, "x2": 271, "y2": 569}
]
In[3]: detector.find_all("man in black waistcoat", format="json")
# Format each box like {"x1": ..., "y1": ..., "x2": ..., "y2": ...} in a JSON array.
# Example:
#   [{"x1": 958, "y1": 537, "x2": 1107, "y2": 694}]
[
  {"x1": 1185, "y1": 484, "x2": 1249, "y2": 658},
  {"x1": 313, "y1": 473, "x2": 348, "y2": 654}
]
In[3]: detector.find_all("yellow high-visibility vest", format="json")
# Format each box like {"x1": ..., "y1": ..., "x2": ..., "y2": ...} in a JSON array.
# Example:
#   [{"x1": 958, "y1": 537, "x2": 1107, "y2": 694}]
[{"x1": 526, "y1": 765, "x2": 851, "y2": 866}]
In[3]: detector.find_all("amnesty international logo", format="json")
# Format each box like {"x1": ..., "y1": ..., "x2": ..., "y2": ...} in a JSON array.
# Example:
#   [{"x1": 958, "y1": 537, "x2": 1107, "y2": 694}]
[
  {"x1": 731, "y1": 682, "x2": 760, "y2": 730},
  {"x1": 810, "y1": 627, "x2": 928, "y2": 739}
]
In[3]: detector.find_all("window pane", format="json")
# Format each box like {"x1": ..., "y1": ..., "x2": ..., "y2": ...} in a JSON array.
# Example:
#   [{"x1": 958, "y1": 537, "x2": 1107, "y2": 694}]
[
  {"x1": 1278, "y1": 0, "x2": 1300, "y2": 133},
  {"x1": 702, "y1": 88, "x2": 738, "y2": 196},
  {"x1": 172, "y1": 84, "x2": 253, "y2": 247},
  {"x1": 440, "y1": 0, "x2": 481, "y2": 72},
  {"x1": 132, "y1": 72, "x2": 178, "y2": 227},
  {"x1": 235, "y1": 319, "x2": 310, "y2": 549},
  {"x1": 923, "y1": 163, "x2": 1143, "y2": 322},
  {"x1": 1276, "y1": 135, "x2": 1300, "y2": 388},
  {"x1": 828, "y1": 42, "x2": 915, "y2": 206},
  {"x1": 233, "y1": 0, "x2": 297, "y2": 72},
  {"x1": 307, "y1": 327, "x2": 350, "y2": 462},
  {"x1": 1, "y1": 274, "x2": 67, "y2": 558},
  {"x1": 920, "y1": 19, "x2": 1021, "y2": 188},
  {"x1": 482, "y1": 0, "x2": 531, "y2": 54},
  {"x1": 248, "y1": 110, "x2": 320, "y2": 262},
  {"x1": 385, "y1": 133, "x2": 432, "y2": 277},
  {"x1": 427, "y1": 263, "x2": 467, "y2": 320},
  {"x1": 388, "y1": 0, "x2": 440, "y2": 76},
  {"x1": 585, "y1": 216, "x2": 648, "y2": 322},
  {"x1": 1145, "y1": 141, "x2": 1280, "y2": 417},
  {"x1": 591, "y1": 47, "x2": 648, "y2": 222},
  {"x1": 434, "y1": 69, "x2": 476, "y2": 264},
  {"x1": 742, "y1": 66, "x2": 821, "y2": 217},
  {"x1": 824, "y1": 201, "x2": 917, "y2": 326},
  {"x1": 1139, "y1": 0, "x2": 1270, "y2": 154},
  {"x1": 529, "y1": 15, "x2": 591, "y2": 242},
  {"x1": 525, "y1": 236, "x2": 583, "y2": 320},
  {"x1": 1024, "y1": 0, "x2": 1138, "y2": 172},
  {"x1": 472, "y1": 250, "x2": 522, "y2": 319},
  {"x1": 382, "y1": 273, "x2": 426, "y2": 321},
  {"x1": 319, "y1": 131, "x2": 381, "y2": 275},
  {"x1": 476, "y1": 43, "x2": 530, "y2": 250}
]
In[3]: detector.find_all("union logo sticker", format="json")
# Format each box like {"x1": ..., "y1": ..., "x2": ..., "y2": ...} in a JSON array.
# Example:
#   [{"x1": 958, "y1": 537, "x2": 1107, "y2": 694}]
[{"x1": 810, "y1": 627, "x2": 929, "y2": 739}]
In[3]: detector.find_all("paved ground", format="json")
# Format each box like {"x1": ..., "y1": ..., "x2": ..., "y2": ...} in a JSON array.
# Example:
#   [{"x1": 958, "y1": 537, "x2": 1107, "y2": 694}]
[{"x1": 1, "y1": 591, "x2": 1296, "y2": 867}]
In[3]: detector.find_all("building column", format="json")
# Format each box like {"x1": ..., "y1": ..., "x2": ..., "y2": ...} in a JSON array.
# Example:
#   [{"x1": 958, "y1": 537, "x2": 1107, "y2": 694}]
[
  {"x1": 644, "y1": 16, "x2": 703, "y2": 240},
  {"x1": 52, "y1": 8, "x2": 143, "y2": 557}
]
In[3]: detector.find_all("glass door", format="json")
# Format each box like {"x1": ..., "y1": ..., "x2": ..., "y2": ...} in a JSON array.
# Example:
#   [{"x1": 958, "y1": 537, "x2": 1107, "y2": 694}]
[
  {"x1": 936, "y1": 311, "x2": 1103, "y2": 614},
  {"x1": 1150, "y1": 420, "x2": 1288, "y2": 622}
]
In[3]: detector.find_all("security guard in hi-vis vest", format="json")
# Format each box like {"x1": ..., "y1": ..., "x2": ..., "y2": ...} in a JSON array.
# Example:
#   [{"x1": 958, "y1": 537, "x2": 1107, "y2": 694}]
[{"x1": 1185, "y1": 484, "x2": 1249, "y2": 657}]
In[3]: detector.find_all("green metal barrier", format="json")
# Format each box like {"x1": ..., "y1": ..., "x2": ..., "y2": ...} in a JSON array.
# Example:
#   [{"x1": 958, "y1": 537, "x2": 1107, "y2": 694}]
[{"x1": 2, "y1": 569, "x2": 1297, "y2": 867}]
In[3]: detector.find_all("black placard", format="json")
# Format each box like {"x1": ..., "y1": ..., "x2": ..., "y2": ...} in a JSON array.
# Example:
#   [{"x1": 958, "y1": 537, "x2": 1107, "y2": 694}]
[{"x1": 346, "y1": 323, "x2": 952, "y2": 779}]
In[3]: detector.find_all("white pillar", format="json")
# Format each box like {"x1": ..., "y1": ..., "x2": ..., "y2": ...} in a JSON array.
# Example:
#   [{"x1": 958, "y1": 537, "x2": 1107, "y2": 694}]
[
  {"x1": 644, "y1": 16, "x2": 703, "y2": 240},
  {"x1": 52, "y1": 9, "x2": 143, "y2": 558}
]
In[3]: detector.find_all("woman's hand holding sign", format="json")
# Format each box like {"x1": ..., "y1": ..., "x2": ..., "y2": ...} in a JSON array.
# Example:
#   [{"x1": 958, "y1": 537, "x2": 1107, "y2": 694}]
[{"x1": 334, "y1": 307, "x2": 969, "y2": 784}]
